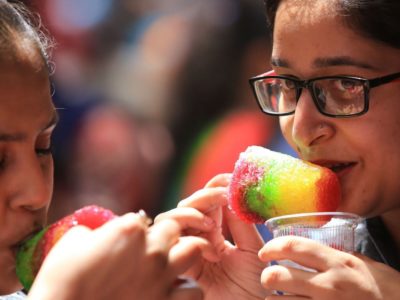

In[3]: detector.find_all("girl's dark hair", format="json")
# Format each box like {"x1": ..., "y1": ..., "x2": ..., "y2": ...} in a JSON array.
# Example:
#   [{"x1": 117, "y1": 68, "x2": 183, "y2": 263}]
[
  {"x1": 0, "y1": 0, "x2": 54, "y2": 72},
  {"x1": 264, "y1": 0, "x2": 400, "y2": 49}
]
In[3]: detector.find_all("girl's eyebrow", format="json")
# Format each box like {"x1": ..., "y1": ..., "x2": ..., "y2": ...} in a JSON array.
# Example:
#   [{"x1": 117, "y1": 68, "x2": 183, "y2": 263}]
[
  {"x1": 42, "y1": 109, "x2": 59, "y2": 131},
  {"x1": 0, "y1": 132, "x2": 25, "y2": 142},
  {"x1": 0, "y1": 110, "x2": 59, "y2": 142}
]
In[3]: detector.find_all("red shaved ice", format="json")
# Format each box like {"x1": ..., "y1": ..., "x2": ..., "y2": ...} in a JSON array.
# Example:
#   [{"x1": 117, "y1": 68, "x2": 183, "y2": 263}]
[{"x1": 16, "y1": 205, "x2": 115, "y2": 291}]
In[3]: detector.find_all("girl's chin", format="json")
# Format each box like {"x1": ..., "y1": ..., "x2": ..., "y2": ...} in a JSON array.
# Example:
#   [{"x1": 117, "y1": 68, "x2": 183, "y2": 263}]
[
  {"x1": 0, "y1": 277, "x2": 22, "y2": 296},
  {"x1": 0, "y1": 252, "x2": 22, "y2": 295}
]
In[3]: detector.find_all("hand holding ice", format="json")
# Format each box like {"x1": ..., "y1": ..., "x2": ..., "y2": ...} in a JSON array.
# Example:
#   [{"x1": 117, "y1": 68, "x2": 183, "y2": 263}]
[{"x1": 16, "y1": 205, "x2": 116, "y2": 291}]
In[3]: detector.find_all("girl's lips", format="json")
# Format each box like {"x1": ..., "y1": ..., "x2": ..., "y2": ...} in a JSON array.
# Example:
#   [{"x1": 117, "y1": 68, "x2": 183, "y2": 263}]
[
  {"x1": 11, "y1": 227, "x2": 44, "y2": 257},
  {"x1": 10, "y1": 245, "x2": 20, "y2": 258}
]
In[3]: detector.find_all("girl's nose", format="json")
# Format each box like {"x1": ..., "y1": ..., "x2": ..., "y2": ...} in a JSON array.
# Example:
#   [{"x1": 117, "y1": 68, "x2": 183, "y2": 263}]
[
  {"x1": 8, "y1": 150, "x2": 53, "y2": 211},
  {"x1": 290, "y1": 89, "x2": 335, "y2": 151}
]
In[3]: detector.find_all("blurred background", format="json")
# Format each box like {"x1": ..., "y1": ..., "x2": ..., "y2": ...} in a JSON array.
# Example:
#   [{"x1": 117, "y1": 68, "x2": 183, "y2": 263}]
[{"x1": 21, "y1": 0, "x2": 294, "y2": 222}]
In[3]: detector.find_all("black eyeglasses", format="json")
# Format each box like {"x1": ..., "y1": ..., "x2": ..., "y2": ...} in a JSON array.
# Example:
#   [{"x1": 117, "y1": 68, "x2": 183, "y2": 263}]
[{"x1": 249, "y1": 71, "x2": 400, "y2": 117}]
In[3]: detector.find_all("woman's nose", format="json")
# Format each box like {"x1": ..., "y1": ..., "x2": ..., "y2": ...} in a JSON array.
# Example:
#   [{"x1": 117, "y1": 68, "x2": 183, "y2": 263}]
[
  {"x1": 290, "y1": 89, "x2": 335, "y2": 151},
  {"x1": 8, "y1": 151, "x2": 53, "y2": 211}
]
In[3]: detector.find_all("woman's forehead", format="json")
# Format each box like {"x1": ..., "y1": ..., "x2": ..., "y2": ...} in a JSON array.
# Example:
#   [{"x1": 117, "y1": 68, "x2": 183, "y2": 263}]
[
  {"x1": 276, "y1": 0, "x2": 338, "y2": 27},
  {"x1": 272, "y1": 1, "x2": 400, "y2": 73}
]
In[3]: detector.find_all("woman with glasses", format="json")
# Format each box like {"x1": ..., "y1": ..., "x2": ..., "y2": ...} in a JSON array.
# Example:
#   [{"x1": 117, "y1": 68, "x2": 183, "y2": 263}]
[{"x1": 156, "y1": 0, "x2": 400, "y2": 299}]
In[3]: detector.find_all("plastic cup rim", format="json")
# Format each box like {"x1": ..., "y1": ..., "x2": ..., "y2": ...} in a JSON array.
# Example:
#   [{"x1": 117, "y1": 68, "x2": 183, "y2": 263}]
[{"x1": 265, "y1": 211, "x2": 363, "y2": 227}]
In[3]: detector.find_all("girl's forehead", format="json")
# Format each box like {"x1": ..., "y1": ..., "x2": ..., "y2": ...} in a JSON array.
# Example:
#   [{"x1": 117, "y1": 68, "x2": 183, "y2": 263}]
[
  {"x1": 0, "y1": 48, "x2": 51, "y2": 102},
  {"x1": 0, "y1": 37, "x2": 47, "y2": 71},
  {"x1": 0, "y1": 59, "x2": 53, "y2": 135}
]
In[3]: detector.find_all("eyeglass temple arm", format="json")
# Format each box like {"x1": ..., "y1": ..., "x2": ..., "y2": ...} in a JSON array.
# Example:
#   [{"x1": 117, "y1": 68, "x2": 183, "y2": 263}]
[
  {"x1": 369, "y1": 72, "x2": 400, "y2": 88},
  {"x1": 249, "y1": 70, "x2": 278, "y2": 84}
]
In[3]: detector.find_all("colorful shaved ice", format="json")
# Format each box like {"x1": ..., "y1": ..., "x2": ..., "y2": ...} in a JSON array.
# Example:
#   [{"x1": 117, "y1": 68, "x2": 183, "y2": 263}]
[
  {"x1": 16, "y1": 205, "x2": 115, "y2": 291},
  {"x1": 228, "y1": 146, "x2": 341, "y2": 223}
]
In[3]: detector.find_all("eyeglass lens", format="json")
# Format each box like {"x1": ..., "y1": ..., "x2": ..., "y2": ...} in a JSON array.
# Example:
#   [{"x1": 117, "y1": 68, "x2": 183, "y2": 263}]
[{"x1": 254, "y1": 77, "x2": 366, "y2": 116}]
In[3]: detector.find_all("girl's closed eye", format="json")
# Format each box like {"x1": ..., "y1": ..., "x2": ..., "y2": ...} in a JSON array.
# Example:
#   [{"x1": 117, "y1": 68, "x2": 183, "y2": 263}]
[
  {"x1": 35, "y1": 132, "x2": 54, "y2": 157},
  {"x1": 0, "y1": 152, "x2": 6, "y2": 170},
  {"x1": 36, "y1": 145, "x2": 53, "y2": 156}
]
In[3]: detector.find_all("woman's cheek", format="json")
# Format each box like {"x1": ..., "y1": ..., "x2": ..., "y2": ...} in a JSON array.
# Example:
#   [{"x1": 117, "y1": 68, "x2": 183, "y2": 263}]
[{"x1": 279, "y1": 116, "x2": 296, "y2": 148}]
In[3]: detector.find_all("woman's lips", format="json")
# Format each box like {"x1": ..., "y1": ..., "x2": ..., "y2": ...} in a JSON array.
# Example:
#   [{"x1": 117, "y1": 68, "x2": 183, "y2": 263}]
[
  {"x1": 329, "y1": 162, "x2": 356, "y2": 176},
  {"x1": 312, "y1": 160, "x2": 357, "y2": 177}
]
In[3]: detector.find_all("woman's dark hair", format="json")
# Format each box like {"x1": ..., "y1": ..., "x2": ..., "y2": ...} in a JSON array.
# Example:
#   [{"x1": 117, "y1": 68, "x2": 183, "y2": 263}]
[
  {"x1": 264, "y1": 0, "x2": 400, "y2": 49},
  {"x1": 0, "y1": 0, "x2": 54, "y2": 71}
]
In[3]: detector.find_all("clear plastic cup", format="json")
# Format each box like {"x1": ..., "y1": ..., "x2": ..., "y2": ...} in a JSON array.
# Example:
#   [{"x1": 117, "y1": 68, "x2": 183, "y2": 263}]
[
  {"x1": 265, "y1": 212, "x2": 362, "y2": 271},
  {"x1": 265, "y1": 212, "x2": 362, "y2": 295}
]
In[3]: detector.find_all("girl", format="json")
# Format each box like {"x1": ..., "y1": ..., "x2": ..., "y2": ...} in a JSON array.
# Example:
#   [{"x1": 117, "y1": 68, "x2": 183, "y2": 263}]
[{"x1": 0, "y1": 1, "x2": 207, "y2": 299}]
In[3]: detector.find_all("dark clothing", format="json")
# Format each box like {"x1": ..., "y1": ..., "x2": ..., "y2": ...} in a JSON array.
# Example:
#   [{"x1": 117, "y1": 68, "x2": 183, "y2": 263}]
[{"x1": 356, "y1": 217, "x2": 400, "y2": 271}]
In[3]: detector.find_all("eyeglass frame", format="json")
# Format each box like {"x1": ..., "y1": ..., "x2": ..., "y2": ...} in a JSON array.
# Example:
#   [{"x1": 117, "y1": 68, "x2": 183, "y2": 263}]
[{"x1": 249, "y1": 70, "x2": 400, "y2": 118}]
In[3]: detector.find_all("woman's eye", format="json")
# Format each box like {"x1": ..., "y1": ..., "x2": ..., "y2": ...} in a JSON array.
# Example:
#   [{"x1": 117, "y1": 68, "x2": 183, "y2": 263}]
[
  {"x1": 335, "y1": 79, "x2": 361, "y2": 93},
  {"x1": 280, "y1": 79, "x2": 296, "y2": 90}
]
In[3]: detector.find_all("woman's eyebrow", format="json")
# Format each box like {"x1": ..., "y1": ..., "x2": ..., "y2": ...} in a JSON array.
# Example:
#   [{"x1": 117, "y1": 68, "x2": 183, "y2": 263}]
[
  {"x1": 271, "y1": 55, "x2": 376, "y2": 70},
  {"x1": 313, "y1": 56, "x2": 375, "y2": 69},
  {"x1": 271, "y1": 57, "x2": 290, "y2": 67}
]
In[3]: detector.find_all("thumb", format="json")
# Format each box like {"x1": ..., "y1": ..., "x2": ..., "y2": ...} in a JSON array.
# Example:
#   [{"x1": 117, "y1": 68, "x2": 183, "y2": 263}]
[{"x1": 223, "y1": 206, "x2": 264, "y2": 251}]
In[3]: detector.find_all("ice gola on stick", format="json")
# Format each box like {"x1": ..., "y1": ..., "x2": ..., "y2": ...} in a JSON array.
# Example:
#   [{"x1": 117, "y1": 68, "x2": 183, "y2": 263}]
[
  {"x1": 16, "y1": 205, "x2": 116, "y2": 291},
  {"x1": 228, "y1": 146, "x2": 341, "y2": 223}
]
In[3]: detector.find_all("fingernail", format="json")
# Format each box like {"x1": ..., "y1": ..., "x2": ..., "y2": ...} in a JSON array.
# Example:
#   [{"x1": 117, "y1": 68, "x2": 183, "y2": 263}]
[
  {"x1": 205, "y1": 203, "x2": 221, "y2": 214},
  {"x1": 177, "y1": 199, "x2": 187, "y2": 208},
  {"x1": 137, "y1": 209, "x2": 153, "y2": 227},
  {"x1": 258, "y1": 249, "x2": 264, "y2": 259}
]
